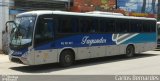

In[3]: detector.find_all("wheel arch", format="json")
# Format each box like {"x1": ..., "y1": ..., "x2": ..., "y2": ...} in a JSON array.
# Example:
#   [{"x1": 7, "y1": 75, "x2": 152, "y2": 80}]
[
  {"x1": 127, "y1": 44, "x2": 135, "y2": 49},
  {"x1": 58, "y1": 47, "x2": 76, "y2": 62},
  {"x1": 126, "y1": 44, "x2": 135, "y2": 52},
  {"x1": 125, "y1": 44, "x2": 135, "y2": 57}
]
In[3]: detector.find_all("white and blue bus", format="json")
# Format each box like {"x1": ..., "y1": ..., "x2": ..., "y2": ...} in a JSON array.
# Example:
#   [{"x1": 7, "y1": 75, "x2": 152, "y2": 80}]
[{"x1": 6, "y1": 11, "x2": 157, "y2": 67}]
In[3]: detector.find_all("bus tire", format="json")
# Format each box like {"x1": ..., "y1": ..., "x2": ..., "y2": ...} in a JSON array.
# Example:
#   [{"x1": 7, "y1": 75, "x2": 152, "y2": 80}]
[
  {"x1": 59, "y1": 50, "x2": 74, "y2": 67},
  {"x1": 125, "y1": 45, "x2": 135, "y2": 57}
]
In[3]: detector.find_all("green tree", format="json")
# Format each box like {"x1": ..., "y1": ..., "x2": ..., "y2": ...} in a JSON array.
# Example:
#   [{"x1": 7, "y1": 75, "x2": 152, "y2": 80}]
[{"x1": 101, "y1": 0, "x2": 108, "y2": 4}]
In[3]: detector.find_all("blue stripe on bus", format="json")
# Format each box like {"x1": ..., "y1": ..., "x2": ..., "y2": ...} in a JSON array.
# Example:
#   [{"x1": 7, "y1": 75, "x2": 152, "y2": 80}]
[
  {"x1": 122, "y1": 33, "x2": 156, "y2": 44},
  {"x1": 35, "y1": 33, "x2": 156, "y2": 50}
]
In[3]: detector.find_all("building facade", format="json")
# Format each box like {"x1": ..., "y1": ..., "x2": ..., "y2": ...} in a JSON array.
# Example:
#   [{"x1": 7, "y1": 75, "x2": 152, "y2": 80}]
[{"x1": 0, "y1": 0, "x2": 9, "y2": 51}]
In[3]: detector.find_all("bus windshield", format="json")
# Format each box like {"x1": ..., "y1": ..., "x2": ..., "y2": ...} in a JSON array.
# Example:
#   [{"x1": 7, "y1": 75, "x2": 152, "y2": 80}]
[{"x1": 10, "y1": 16, "x2": 36, "y2": 49}]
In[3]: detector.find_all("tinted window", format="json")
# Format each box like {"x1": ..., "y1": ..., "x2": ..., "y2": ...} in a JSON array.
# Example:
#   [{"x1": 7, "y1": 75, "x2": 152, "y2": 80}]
[
  {"x1": 116, "y1": 19, "x2": 129, "y2": 33},
  {"x1": 130, "y1": 20, "x2": 143, "y2": 32},
  {"x1": 57, "y1": 15, "x2": 78, "y2": 33},
  {"x1": 79, "y1": 17, "x2": 92, "y2": 33},
  {"x1": 71, "y1": 17, "x2": 79, "y2": 32},
  {"x1": 35, "y1": 17, "x2": 54, "y2": 46},
  {"x1": 100, "y1": 19, "x2": 107, "y2": 33},
  {"x1": 143, "y1": 21, "x2": 151, "y2": 32},
  {"x1": 58, "y1": 16, "x2": 72, "y2": 33},
  {"x1": 100, "y1": 19, "x2": 115, "y2": 33},
  {"x1": 91, "y1": 18, "x2": 99, "y2": 32},
  {"x1": 150, "y1": 21, "x2": 156, "y2": 32},
  {"x1": 107, "y1": 20, "x2": 116, "y2": 33}
]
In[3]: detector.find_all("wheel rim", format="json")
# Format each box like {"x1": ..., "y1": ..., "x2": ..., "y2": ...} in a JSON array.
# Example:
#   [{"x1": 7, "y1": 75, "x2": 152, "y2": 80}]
[
  {"x1": 127, "y1": 47, "x2": 132, "y2": 54},
  {"x1": 65, "y1": 55, "x2": 72, "y2": 63},
  {"x1": 127, "y1": 46, "x2": 134, "y2": 56}
]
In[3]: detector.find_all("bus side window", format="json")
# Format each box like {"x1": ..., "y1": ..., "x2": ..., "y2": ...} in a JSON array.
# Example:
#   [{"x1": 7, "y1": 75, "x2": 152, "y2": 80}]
[
  {"x1": 130, "y1": 20, "x2": 143, "y2": 33},
  {"x1": 71, "y1": 17, "x2": 79, "y2": 33},
  {"x1": 100, "y1": 19, "x2": 115, "y2": 33},
  {"x1": 130, "y1": 21, "x2": 136, "y2": 32},
  {"x1": 79, "y1": 17, "x2": 92, "y2": 33},
  {"x1": 100, "y1": 19, "x2": 106, "y2": 33},
  {"x1": 106, "y1": 20, "x2": 116, "y2": 33},
  {"x1": 44, "y1": 19, "x2": 54, "y2": 38},
  {"x1": 137, "y1": 21, "x2": 143, "y2": 32},
  {"x1": 35, "y1": 18, "x2": 54, "y2": 47},
  {"x1": 143, "y1": 21, "x2": 151, "y2": 32},
  {"x1": 151, "y1": 21, "x2": 156, "y2": 32},
  {"x1": 116, "y1": 19, "x2": 129, "y2": 33},
  {"x1": 91, "y1": 18, "x2": 99, "y2": 33},
  {"x1": 58, "y1": 15, "x2": 78, "y2": 33}
]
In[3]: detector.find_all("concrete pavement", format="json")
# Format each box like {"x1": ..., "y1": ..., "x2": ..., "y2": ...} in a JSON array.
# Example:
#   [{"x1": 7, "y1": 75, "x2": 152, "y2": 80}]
[
  {"x1": 0, "y1": 51, "x2": 160, "y2": 75},
  {"x1": 0, "y1": 54, "x2": 9, "y2": 64}
]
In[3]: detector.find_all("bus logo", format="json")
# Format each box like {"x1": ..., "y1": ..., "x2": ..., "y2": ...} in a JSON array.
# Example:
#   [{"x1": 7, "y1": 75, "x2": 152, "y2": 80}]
[
  {"x1": 112, "y1": 33, "x2": 139, "y2": 45},
  {"x1": 81, "y1": 36, "x2": 107, "y2": 46}
]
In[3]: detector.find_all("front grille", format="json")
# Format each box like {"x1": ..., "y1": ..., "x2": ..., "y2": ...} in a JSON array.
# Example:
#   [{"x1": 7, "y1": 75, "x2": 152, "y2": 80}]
[{"x1": 11, "y1": 58, "x2": 23, "y2": 64}]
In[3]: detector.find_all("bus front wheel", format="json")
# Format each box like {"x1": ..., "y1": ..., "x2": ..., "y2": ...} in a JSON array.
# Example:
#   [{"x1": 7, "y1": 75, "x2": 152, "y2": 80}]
[
  {"x1": 125, "y1": 45, "x2": 135, "y2": 57},
  {"x1": 59, "y1": 50, "x2": 74, "y2": 67}
]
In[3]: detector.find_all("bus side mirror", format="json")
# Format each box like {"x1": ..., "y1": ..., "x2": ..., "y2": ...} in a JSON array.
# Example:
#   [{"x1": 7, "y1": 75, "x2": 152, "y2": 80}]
[{"x1": 5, "y1": 21, "x2": 17, "y2": 33}]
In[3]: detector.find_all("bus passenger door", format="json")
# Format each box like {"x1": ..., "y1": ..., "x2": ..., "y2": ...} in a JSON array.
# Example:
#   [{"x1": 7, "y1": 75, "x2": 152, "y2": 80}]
[{"x1": 34, "y1": 17, "x2": 57, "y2": 65}]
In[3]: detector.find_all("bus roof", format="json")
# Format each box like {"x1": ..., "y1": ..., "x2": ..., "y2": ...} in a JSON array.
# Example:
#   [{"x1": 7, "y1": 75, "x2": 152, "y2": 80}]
[{"x1": 17, "y1": 10, "x2": 156, "y2": 21}]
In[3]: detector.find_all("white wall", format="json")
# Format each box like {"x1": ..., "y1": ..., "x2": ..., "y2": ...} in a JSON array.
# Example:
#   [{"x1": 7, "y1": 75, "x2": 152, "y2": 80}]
[
  {"x1": 0, "y1": 0, "x2": 9, "y2": 50},
  {"x1": 0, "y1": 0, "x2": 3, "y2": 50}
]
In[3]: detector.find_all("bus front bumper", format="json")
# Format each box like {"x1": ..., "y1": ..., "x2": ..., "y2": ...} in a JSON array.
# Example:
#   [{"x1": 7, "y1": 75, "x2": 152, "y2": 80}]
[{"x1": 9, "y1": 51, "x2": 30, "y2": 65}]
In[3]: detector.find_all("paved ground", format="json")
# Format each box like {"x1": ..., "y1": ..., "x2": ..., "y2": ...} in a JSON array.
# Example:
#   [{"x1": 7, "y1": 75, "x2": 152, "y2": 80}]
[
  {"x1": 0, "y1": 51, "x2": 160, "y2": 75},
  {"x1": 0, "y1": 54, "x2": 9, "y2": 64}
]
